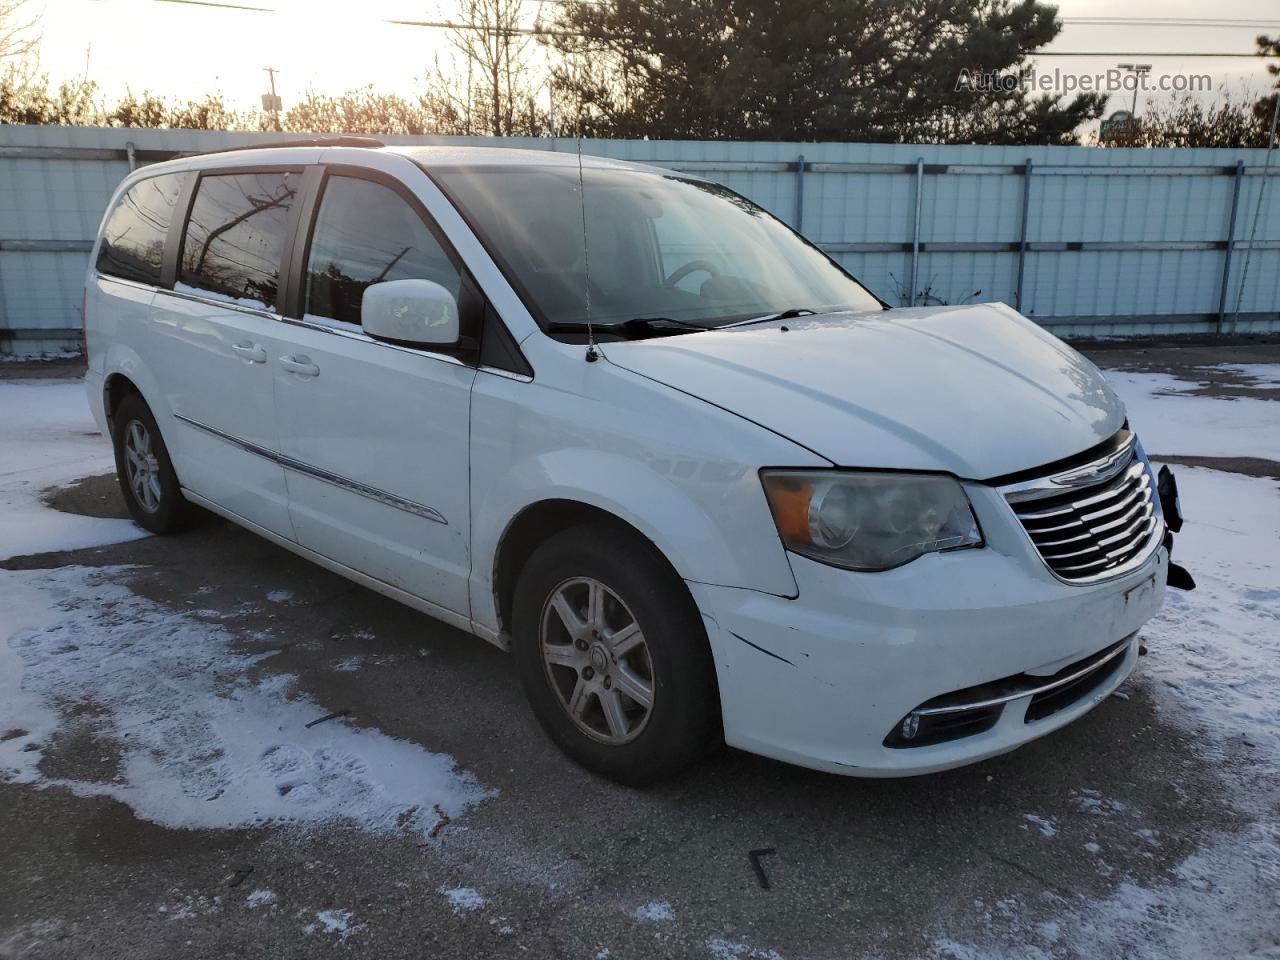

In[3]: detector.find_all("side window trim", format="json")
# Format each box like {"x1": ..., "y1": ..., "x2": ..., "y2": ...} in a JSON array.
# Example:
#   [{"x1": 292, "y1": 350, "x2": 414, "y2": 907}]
[
  {"x1": 279, "y1": 165, "x2": 324, "y2": 320},
  {"x1": 171, "y1": 164, "x2": 305, "y2": 313},
  {"x1": 159, "y1": 170, "x2": 196, "y2": 290},
  {"x1": 292, "y1": 165, "x2": 479, "y2": 324},
  {"x1": 289, "y1": 164, "x2": 510, "y2": 368}
]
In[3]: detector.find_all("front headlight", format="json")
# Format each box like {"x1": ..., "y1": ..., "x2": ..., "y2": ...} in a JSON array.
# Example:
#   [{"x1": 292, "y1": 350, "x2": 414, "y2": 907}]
[{"x1": 760, "y1": 470, "x2": 983, "y2": 571}]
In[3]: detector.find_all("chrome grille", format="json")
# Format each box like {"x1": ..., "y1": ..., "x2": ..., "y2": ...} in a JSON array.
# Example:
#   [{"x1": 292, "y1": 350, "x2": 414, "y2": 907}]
[{"x1": 1003, "y1": 436, "x2": 1162, "y2": 583}]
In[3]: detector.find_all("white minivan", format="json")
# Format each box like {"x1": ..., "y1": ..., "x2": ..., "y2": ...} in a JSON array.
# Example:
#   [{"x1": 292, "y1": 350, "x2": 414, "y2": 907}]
[{"x1": 84, "y1": 138, "x2": 1187, "y2": 784}]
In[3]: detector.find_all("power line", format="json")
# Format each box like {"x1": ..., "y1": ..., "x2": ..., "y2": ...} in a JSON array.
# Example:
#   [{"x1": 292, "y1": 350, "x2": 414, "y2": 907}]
[
  {"x1": 128, "y1": 1, "x2": 1280, "y2": 60},
  {"x1": 1033, "y1": 52, "x2": 1270, "y2": 59},
  {"x1": 386, "y1": 18, "x2": 580, "y2": 39},
  {"x1": 1061, "y1": 17, "x2": 1280, "y2": 28},
  {"x1": 153, "y1": 0, "x2": 274, "y2": 11}
]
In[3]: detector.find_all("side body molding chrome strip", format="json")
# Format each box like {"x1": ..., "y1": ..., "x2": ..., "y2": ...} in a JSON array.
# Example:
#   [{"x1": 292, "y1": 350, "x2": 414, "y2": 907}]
[{"x1": 173, "y1": 413, "x2": 448, "y2": 525}]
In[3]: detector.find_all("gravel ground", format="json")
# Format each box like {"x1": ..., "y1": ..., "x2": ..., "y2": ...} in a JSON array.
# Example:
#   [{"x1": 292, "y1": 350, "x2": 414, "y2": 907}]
[{"x1": 2, "y1": 343, "x2": 1278, "y2": 960}]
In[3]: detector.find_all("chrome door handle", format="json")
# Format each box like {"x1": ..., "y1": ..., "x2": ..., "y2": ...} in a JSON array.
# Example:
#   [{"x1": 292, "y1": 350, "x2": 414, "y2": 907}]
[
  {"x1": 232, "y1": 342, "x2": 267, "y2": 364},
  {"x1": 279, "y1": 355, "x2": 320, "y2": 377}
]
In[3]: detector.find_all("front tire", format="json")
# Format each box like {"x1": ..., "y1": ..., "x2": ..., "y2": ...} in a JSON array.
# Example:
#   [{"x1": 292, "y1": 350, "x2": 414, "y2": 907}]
[
  {"x1": 512, "y1": 521, "x2": 719, "y2": 785},
  {"x1": 111, "y1": 394, "x2": 194, "y2": 534}
]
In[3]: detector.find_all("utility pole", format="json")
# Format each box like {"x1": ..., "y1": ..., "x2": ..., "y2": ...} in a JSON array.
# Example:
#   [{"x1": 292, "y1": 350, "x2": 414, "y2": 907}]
[
  {"x1": 1116, "y1": 63, "x2": 1152, "y2": 117},
  {"x1": 547, "y1": 78, "x2": 556, "y2": 138},
  {"x1": 262, "y1": 67, "x2": 282, "y2": 132}
]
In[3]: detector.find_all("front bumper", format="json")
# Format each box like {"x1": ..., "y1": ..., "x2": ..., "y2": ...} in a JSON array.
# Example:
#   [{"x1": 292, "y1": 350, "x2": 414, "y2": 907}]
[{"x1": 688, "y1": 514, "x2": 1167, "y2": 777}]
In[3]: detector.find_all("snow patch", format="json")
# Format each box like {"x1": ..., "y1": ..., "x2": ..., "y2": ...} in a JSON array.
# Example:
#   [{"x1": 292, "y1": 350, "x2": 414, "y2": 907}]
[
  {"x1": 0, "y1": 564, "x2": 491, "y2": 836},
  {"x1": 1104, "y1": 368, "x2": 1280, "y2": 461},
  {"x1": 633, "y1": 900, "x2": 675, "y2": 922},
  {"x1": 303, "y1": 908, "x2": 362, "y2": 941},
  {"x1": 439, "y1": 886, "x2": 486, "y2": 912},
  {"x1": 0, "y1": 380, "x2": 150, "y2": 560},
  {"x1": 1022, "y1": 814, "x2": 1057, "y2": 838},
  {"x1": 245, "y1": 889, "x2": 276, "y2": 908},
  {"x1": 706, "y1": 937, "x2": 785, "y2": 959}
]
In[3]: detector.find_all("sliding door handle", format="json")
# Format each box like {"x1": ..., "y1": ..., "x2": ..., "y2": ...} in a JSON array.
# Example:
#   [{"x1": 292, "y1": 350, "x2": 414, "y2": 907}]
[
  {"x1": 279, "y1": 355, "x2": 320, "y2": 377},
  {"x1": 231, "y1": 342, "x2": 267, "y2": 364}
]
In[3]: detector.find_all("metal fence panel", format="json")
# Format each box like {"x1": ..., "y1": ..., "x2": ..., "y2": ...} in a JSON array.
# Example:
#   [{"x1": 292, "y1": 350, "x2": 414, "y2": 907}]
[{"x1": 1, "y1": 124, "x2": 1277, "y2": 355}]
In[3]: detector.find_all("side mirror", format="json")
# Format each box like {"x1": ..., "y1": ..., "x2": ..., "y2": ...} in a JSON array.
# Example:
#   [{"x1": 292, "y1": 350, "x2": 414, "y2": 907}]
[{"x1": 362, "y1": 279, "x2": 459, "y2": 347}]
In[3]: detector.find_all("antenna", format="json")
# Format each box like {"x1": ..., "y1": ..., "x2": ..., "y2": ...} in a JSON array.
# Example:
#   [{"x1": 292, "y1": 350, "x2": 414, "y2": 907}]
[{"x1": 576, "y1": 130, "x2": 598, "y2": 362}]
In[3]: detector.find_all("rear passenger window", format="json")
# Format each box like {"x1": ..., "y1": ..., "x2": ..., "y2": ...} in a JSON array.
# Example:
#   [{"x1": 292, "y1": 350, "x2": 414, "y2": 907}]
[
  {"x1": 96, "y1": 172, "x2": 186, "y2": 286},
  {"x1": 304, "y1": 176, "x2": 462, "y2": 328},
  {"x1": 179, "y1": 171, "x2": 298, "y2": 310}
]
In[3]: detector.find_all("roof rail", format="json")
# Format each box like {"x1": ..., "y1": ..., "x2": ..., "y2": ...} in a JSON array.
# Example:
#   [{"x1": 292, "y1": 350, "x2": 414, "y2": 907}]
[{"x1": 195, "y1": 136, "x2": 386, "y2": 156}]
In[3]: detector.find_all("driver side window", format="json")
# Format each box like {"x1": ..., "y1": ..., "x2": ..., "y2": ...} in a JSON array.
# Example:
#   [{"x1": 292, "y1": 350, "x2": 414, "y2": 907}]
[{"x1": 304, "y1": 175, "x2": 461, "y2": 328}]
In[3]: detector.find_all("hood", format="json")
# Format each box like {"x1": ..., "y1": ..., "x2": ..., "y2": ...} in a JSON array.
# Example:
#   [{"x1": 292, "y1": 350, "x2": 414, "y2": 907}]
[{"x1": 602, "y1": 302, "x2": 1124, "y2": 480}]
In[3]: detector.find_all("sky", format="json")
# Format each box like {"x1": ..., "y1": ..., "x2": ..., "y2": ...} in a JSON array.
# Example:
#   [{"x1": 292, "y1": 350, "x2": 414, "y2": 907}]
[{"x1": 20, "y1": 0, "x2": 1280, "y2": 120}]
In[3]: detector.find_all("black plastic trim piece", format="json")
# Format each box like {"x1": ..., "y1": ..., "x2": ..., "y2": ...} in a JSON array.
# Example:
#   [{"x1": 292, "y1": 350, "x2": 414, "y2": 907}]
[
  {"x1": 983, "y1": 428, "x2": 1132, "y2": 488},
  {"x1": 479, "y1": 302, "x2": 533, "y2": 377}
]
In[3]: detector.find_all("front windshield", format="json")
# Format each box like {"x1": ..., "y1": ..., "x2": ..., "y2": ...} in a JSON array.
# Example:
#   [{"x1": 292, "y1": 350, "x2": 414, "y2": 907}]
[{"x1": 432, "y1": 165, "x2": 882, "y2": 332}]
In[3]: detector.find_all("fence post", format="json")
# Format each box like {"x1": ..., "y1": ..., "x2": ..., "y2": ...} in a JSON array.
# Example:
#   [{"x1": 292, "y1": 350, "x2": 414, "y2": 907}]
[
  {"x1": 794, "y1": 153, "x2": 806, "y2": 231},
  {"x1": 1216, "y1": 160, "x2": 1244, "y2": 333},
  {"x1": 909, "y1": 156, "x2": 923, "y2": 306},
  {"x1": 125, "y1": 141, "x2": 137, "y2": 172},
  {"x1": 1015, "y1": 157, "x2": 1032, "y2": 313}
]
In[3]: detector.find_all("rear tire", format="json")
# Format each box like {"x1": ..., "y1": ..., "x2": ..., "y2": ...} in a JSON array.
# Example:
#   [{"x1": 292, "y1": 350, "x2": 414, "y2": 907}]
[
  {"x1": 111, "y1": 394, "x2": 195, "y2": 534},
  {"x1": 512, "y1": 521, "x2": 720, "y2": 785}
]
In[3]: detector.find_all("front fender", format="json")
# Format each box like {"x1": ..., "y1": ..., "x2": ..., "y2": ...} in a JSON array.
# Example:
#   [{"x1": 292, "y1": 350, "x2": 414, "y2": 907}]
[
  {"x1": 468, "y1": 353, "x2": 829, "y2": 634},
  {"x1": 508, "y1": 444, "x2": 783, "y2": 576}
]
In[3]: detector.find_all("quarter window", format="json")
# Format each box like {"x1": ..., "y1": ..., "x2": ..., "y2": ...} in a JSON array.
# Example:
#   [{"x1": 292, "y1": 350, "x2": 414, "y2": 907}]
[
  {"x1": 96, "y1": 173, "x2": 186, "y2": 286},
  {"x1": 304, "y1": 176, "x2": 462, "y2": 328},
  {"x1": 179, "y1": 171, "x2": 298, "y2": 310}
]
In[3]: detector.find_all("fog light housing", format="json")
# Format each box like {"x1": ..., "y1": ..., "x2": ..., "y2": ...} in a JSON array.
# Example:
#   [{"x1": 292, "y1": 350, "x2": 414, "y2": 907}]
[{"x1": 901, "y1": 713, "x2": 920, "y2": 741}]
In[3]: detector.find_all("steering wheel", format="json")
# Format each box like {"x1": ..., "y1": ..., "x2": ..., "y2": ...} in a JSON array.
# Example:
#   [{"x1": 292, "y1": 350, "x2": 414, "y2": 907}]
[{"x1": 664, "y1": 259, "x2": 721, "y2": 288}]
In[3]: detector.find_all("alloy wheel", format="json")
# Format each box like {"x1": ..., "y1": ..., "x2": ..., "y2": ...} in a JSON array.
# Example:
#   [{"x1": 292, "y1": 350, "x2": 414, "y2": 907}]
[
  {"x1": 123, "y1": 418, "x2": 162, "y2": 513},
  {"x1": 539, "y1": 576, "x2": 655, "y2": 744}
]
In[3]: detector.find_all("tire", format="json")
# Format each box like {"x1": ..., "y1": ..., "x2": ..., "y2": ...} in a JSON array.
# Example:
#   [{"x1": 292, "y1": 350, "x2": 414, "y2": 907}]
[
  {"x1": 111, "y1": 394, "x2": 195, "y2": 534},
  {"x1": 512, "y1": 520, "x2": 720, "y2": 785}
]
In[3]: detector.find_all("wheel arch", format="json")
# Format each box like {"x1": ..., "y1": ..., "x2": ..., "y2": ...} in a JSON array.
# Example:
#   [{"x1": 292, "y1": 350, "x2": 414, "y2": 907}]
[
  {"x1": 492, "y1": 499, "x2": 689, "y2": 643},
  {"x1": 99, "y1": 343, "x2": 173, "y2": 434},
  {"x1": 103, "y1": 371, "x2": 143, "y2": 427}
]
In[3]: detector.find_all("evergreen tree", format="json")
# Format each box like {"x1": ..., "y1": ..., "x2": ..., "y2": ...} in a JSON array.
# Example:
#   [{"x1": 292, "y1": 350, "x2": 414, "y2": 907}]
[{"x1": 547, "y1": 0, "x2": 1104, "y2": 144}]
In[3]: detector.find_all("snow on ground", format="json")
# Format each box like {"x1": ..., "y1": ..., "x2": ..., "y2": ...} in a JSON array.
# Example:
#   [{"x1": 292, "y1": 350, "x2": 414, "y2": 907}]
[
  {"x1": 1106, "y1": 369, "x2": 1280, "y2": 461},
  {"x1": 0, "y1": 379, "x2": 149, "y2": 560},
  {"x1": 0, "y1": 562, "x2": 492, "y2": 836},
  {"x1": 934, "y1": 363, "x2": 1280, "y2": 959},
  {"x1": 632, "y1": 900, "x2": 676, "y2": 922},
  {"x1": 706, "y1": 937, "x2": 786, "y2": 960},
  {"x1": 303, "y1": 908, "x2": 362, "y2": 941},
  {"x1": 439, "y1": 886, "x2": 487, "y2": 913},
  {"x1": 244, "y1": 889, "x2": 276, "y2": 909}
]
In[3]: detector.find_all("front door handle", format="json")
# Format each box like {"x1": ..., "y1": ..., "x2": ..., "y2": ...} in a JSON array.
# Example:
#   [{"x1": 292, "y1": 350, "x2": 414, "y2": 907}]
[
  {"x1": 232, "y1": 342, "x2": 267, "y2": 364},
  {"x1": 279, "y1": 355, "x2": 320, "y2": 377}
]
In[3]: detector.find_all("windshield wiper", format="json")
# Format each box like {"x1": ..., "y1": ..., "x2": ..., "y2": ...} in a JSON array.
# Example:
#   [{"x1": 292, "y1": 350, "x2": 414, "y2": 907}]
[
  {"x1": 546, "y1": 316, "x2": 711, "y2": 338},
  {"x1": 722, "y1": 307, "x2": 819, "y2": 328}
]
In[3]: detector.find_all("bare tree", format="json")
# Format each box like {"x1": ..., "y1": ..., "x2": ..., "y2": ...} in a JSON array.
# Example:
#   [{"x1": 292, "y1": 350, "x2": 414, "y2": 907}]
[
  {"x1": 0, "y1": 0, "x2": 39, "y2": 63},
  {"x1": 1091, "y1": 92, "x2": 1273, "y2": 149},
  {"x1": 0, "y1": 68, "x2": 95, "y2": 125},
  {"x1": 439, "y1": 0, "x2": 544, "y2": 136}
]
